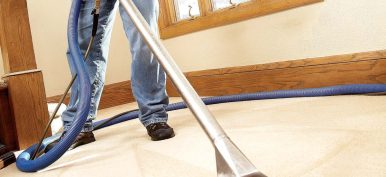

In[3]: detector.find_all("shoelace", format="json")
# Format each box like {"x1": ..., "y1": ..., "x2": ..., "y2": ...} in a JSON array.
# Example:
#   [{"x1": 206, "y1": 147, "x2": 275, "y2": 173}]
[{"x1": 150, "y1": 122, "x2": 168, "y2": 131}]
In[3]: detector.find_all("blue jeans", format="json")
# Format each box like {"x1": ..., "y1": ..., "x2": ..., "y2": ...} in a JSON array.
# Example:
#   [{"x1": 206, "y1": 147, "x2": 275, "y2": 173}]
[{"x1": 62, "y1": 0, "x2": 169, "y2": 132}]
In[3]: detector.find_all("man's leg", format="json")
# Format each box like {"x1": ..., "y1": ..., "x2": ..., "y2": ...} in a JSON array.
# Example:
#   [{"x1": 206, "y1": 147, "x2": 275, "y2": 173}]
[
  {"x1": 47, "y1": 0, "x2": 119, "y2": 151},
  {"x1": 119, "y1": 0, "x2": 174, "y2": 140}
]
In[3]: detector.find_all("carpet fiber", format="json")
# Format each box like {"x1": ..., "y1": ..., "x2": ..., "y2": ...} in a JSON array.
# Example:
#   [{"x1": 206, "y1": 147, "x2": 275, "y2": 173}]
[{"x1": 1, "y1": 96, "x2": 386, "y2": 177}]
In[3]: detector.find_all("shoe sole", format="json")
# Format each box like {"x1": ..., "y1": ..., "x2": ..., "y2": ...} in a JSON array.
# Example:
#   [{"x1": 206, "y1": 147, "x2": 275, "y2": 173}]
[
  {"x1": 150, "y1": 128, "x2": 175, "y2": 141},
  {"x1": 69, "y1": 136, "x2": 96, "y2": 150}
]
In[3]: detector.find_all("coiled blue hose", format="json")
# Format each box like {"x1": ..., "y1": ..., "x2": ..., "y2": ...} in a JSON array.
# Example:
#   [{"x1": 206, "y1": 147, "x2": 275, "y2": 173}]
[
  {"x1": 93, "y1": 84, "x2": 386, "y2": 130},
  {"x1": 16, "y1": 0, "x2": 92, "y2": 172},
  {"x1": 14, "y1": 0, "x2": 386, "y2": 173}
]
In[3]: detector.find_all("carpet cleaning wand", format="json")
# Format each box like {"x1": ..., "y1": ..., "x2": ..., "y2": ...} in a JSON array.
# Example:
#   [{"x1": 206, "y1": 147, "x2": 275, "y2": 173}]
[
  {"x1": 118, "y1": 0, "x2": 266, "y2": 176},
  {"x1": 30, "y1": 0, "x2": 102, "y2": 160}
]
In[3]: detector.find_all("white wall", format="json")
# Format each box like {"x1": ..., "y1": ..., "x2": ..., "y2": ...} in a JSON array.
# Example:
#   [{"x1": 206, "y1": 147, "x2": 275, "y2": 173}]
[
  {"x1": 164, "y1": 0, "x2": 386, "y2": 71},
  {"x1": 2, "y1": 0, "x2": 386, "y2": 96},
  {"x1": 26, "y1": 0, "x2": 132, "y2": 96}
]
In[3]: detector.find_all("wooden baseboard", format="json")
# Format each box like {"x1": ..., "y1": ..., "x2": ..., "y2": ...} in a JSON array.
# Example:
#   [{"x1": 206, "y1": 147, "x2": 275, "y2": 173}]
[
  {"x1": 47, "y1": 50, "x2": 386, "y2": 109},
  {"x1": 167, "y1": 50, "x2": 386, "y2": 96},
  {"x1": 47, "y1": 80, "x2": 135, "y2": 110}
]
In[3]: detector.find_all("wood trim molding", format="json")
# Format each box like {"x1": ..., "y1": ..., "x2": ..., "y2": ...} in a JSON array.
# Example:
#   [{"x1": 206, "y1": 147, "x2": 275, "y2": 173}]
[
  {"x1": 159, "y1": 0, "x2": 323, "y2": 39},
  {"x1": 167, "y1": 51, "x2": 386, "y2": 96},
  {"x1": 185, "y1": 50, "x2": 386, "y2": 77},
  {"x1": 47, "y1": 50, "x2": 386, "y2": 109}
]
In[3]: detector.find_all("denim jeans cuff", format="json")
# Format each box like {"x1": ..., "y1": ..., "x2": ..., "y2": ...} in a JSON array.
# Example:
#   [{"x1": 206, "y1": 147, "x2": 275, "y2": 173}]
[
  {"x1": 64, "y1": 122, "x2": 94, "y2": 132},
  {"x1": 142, "y1": 117, "x2": 168, "y2": 127}
]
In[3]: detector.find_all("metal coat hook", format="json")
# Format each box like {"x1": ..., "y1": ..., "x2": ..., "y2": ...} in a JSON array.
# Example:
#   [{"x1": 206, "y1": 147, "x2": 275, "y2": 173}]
[
  {"x1": 229, "y1": 0, "x2": 240, "y2": 8},
  {"x1": 188, "y1": 5, "x2": 197, "y2": 20}
]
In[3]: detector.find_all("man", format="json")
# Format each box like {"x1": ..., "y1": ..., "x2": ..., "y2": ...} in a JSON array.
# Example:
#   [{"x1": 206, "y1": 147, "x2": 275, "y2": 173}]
[{"x1": 48, "y1": 0, "x2": 174, "y2": 151}]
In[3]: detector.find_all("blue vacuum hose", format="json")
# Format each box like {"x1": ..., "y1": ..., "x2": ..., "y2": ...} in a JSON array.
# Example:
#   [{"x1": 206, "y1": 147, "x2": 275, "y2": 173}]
[
  {"x1": 93, "y1": 84, "x2": 386, "y2": 130},
  {"x1": 16, "y1": 0, "x2": 92, "y2": 172},
  {"x1": 14, "y1": 0, "x2": 386, "y2": 172}
]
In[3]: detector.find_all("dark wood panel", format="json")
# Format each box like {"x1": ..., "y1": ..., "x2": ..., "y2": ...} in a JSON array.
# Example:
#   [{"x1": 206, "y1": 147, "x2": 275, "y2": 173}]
[
  {"x1": 48, "y1": 50, "x2": 386, "y2": 110},
  {"x1": 0, "y1": 145, "x2": 15, "y2": 169},
  {"x1": 0, "y1": 83, "x2": 17, "y2": 151}
]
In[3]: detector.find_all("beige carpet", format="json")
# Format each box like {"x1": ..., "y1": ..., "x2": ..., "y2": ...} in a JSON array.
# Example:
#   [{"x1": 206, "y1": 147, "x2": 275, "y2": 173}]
[{"x1": 1, "y1": 96, "x2": 386, "y2": 177}]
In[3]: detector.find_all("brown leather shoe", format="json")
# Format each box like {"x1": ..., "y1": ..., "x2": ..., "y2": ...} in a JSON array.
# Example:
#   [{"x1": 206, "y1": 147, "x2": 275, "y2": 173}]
[
  {"x1": 146, "y1": 122, "x2": 175, "y2": 141},
  {"x1": 44, "y1": 131, "x2": 96, "y2": 153}
]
